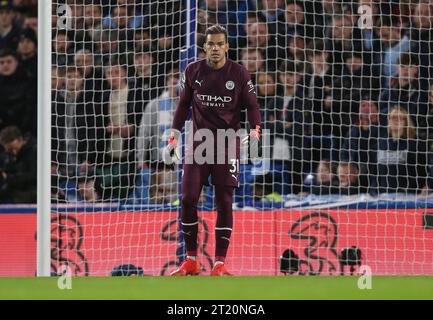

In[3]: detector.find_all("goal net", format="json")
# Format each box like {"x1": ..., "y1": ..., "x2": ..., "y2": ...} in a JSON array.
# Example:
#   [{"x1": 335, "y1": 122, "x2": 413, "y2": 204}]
[{"x1": 49, "y1": 0, "x2": 433, "y2": 276}]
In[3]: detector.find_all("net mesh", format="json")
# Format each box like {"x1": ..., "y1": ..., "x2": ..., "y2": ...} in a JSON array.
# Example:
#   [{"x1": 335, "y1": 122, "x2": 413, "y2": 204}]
[{"x1": 49, "y1": 0, "x2": 433, "y2": 276}]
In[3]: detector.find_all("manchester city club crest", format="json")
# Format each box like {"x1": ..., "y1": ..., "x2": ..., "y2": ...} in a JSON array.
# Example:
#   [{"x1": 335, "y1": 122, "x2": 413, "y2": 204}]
[{"x1": 225, "y1": 80, "x2": 235, "y2": 90}]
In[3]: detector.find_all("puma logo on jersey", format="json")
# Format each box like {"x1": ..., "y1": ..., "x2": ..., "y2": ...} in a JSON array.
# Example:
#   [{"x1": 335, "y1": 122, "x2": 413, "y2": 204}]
[
  {"x1": 195, "y1": 79, "x2": 203, "y2": 87},
  {"x1": 247, "y1": 80, "x2": 256, "y2": 93},
  {"x1": 231, "y1": 174, "x2": 238, "y2": 181}
]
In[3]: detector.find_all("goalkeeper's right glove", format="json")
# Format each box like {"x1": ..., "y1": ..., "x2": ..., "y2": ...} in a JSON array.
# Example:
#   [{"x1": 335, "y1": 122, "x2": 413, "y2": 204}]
[{"x1": 162, "y1": 130, "x2": 181, "y2": 165}]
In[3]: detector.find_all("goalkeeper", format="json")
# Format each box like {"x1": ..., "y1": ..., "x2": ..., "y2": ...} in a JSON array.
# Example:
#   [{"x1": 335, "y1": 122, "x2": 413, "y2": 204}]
[{"x1": 164, "y1": 25, "x2": 261, "y2": 276}]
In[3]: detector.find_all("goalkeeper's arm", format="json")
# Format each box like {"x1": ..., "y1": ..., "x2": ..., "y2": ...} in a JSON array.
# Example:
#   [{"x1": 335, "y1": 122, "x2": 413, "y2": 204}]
[{"x1": 162, "y1": 69, "x2": 193, "y2": 165}]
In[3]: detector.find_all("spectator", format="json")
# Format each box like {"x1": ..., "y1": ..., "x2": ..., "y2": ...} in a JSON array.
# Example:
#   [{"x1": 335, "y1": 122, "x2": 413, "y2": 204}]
[
  {"x1": 304, "y1": 40, "x2": 336, "y2": 138},
  {"x1": 340, "y1": 98, "x2": 380, "y2": 193},
  {"x1": 427, "y1": 82, "x2": 433, "y2": 130},
  {"x1": 0, "y1": 125, "x2": 36, "y2": 203},
  {"x1": 279, "y1": 0, "x2": 323, "y2": 41},
  {"x1": 372, "y1": 15, "x2": 410, "y2": 88},
  {"x1": 272, "y1": 61, "x2": 306, "y2": 193},
  {"x1": 337, "y1": 162, "x2": 368, "y2": 195},
  {"x1": 258, "y1": 0, "x2": 285, "y2": 25},
  {"x1": 286, "y1": 33, "x2": 307, "y2": 67},
  {"x1": 66, "y1": 0, "x2": 85, "y2": 35},
  {"x1": 147, "y1": 1, "x2": 181, "y2": 42},
  {"x1": 136, "y1": 70, "x2": 179, "y2": 167},
  {"x1": 154, "y1": 28, "x2": 180, "y2": 77},
  {"x1": 357, "y1": 0, "x2": 380, "y2": 54},
  {"x1": 102, "y1": 2, "x2": 144, "y2": 30},
  {"x1": 236, "y1": 12, "x2": 261, "y2": 57},
  {"x1": 276, "y1": 60, "x2": 304, "y2": 110},
  {"x1": 17, "y1": 27, "x2": 37, "y2": 80},
  {"x1": 320, "y1": 0, "x2": 341, "y2": 27},
  {"x1": 257, "y1": 0, "x2": 286, "y2": 53},
  {"x1": 10, "y1": 0, "x2": 37, "y2": 28},
  {"x1": 327, "y1": 14, "x2": 363, "y2": 69},
  {"x1": 257, "y1": 71, "x2": 277, "y2": 113},
  {"x1": 51, "y1": 65, "x2": 65, "y2": 93},
  {"x1": 330, "y1": 51, "x2": 380, "y2": 138},
  {"x1": 377, "y1": 106, "x2": 429, "y2": 194},
  {"x1": 23, "y1": 14, "x2": 38, "y2": 34},
  {"x1": 379, "y1": 53, "x2": 430, "y2": 140},
  {"x1": 103, "y1": 61, "x2": 136, "y2": 160},
  {"x1": 98, "y1": 60, "x2": 146, "y2": 200},
  {"x1": 134, "y1": 70, "x2": 180, "y2": 204},
  {"x1": 409, "y1": 1, "x2": 433, "y2": 87},
  {"x1": 275, "y1": 61, "x2": 300, "y2": 142},
  {"x1": 239, "y1": 47, "x2": 265, "y2": 82},
  {"x1": 0, "y1": 48, "x2": 35, "y2": 136},
  {"x1": 131, "y1": 47, "x2": 161, "y2": 101},
  {"x1": 103, "y1": 4, "x2": 143, "y2": 53},
  {"x1": 94, "y1": 30, "x2": 120, "y2": 65},
  {"x1": 74, "y1": 49, "x2": 104, "y2": 101},
  {"x1": 336, "y1": 51, "x2": 380, "y2": 96},
  {"x1": 133, "y1": 28, "x2": 152, "y2": 53},
  {"x1": 302, "y1": 159, "x2": 338, "y2": 195},
  {"x1": 282, "y1": 0, "x2": 306, "y2": 37},
  {"x1": 245, "y1": 20, "x2": 280, "y2": 70},
  {"x1": 77, "y1": 176, "x2": 101, "y2": 203},
  {"x1": 200, "y1": 0, "x2": 257, "y2": 60},
  {"x1": 83, "y1": 1, "x2": 103, "y2": 43},
  {"x1": 256, "y1": 70, "x2": 291, "y2": 194},
  {"x1": 52, "y1": 30, "x2": 74, "y2": 66},
  {"x1": 197, "y1": 8, "x2": 217, "y2": 38},
  {"x1": 0, "y1": 1, "x2": 20, "y2": 51},
  {"x1": 51, "y1": 67, "x2": 102, "y2": 179}
]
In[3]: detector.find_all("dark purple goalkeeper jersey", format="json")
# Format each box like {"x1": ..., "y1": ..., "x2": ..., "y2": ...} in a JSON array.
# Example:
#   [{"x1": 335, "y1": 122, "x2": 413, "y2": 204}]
[{"x1": 172, "y1": 59, "x2": 261, "y2": 133}]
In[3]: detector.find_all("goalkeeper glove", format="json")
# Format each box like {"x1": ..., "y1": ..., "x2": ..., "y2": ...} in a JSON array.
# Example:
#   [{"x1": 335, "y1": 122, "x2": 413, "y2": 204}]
[
  {"x1": 242, "y1": 125, "x2": 261, "y2": 158},
  {"x1": 162, "y1": 130, "x2": 181, "y2": 165}
]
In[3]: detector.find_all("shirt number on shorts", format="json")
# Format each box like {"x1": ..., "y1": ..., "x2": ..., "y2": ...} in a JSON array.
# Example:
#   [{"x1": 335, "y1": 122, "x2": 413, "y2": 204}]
[{"x1": 229, "y1": 159, "x2": 239, "y2": 174}]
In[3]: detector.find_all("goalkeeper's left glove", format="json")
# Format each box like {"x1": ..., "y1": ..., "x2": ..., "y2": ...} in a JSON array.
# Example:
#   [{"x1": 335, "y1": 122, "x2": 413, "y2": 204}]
[{"x1": 242, "y1": 125, "x2": 261, "y2": 157}]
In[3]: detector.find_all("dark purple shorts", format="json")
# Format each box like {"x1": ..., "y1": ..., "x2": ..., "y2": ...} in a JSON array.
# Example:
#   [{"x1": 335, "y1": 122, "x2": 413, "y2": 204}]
[
  {"x1": 183, "y1": 138, "x2": 240, "y2": 187},
  {"x1": 182, "y1": 160, "x2": 240, "y2": 188}
]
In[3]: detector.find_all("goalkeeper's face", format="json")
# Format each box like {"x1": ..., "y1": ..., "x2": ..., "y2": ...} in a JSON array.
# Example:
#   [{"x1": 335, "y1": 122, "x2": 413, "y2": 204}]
[{"x1": 204, "y1": 33, "x2": 228, "y2": 65}]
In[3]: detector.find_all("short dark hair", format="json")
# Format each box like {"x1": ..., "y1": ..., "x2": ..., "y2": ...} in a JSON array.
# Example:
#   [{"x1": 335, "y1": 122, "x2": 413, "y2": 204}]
[
  {"x1": 0, "y1": 126, "x2": 22, "y2": 145},
  {"x1": 375, "y1": 15, "x2": 401, "y2": 28},
  {"x1": 399, "y1": 53, "x2": 419, "y2": 66},
  {"x1": 0, "y1": 48, "x2": 18, "y2": 60},
  {"x1": 66, "y1": 66, "x2": 83, "y2": 77},
  {"x1": 306, "y1": 38, "x2": 327, "y2": 56},
  {"x1": 166, "y1": 67, "x2": 180, "y2": 84},
  {"x1": 338, "y1": 161, "x2": 359, "y2": 173},
  {"x1": 54, "y1": 29, "x2": 68, "y2": 38},
  {"x1": 134, "y1": 45, "x2": 152, "y2": 57},
  {"x1": 280, "y1": 59, "x2": 304, "y2": 73},
  {"x1": 204, "y1": 25, "x2": 228, "y2": 43},
  {"x1": 343, "y1": 50, "x2": 363, "y2": 61}
]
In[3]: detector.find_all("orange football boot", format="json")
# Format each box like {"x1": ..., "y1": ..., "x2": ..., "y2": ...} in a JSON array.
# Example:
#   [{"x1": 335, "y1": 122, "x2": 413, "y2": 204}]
[
  {"x1": 210, "y1": 263, "x2": 233, "y2": 276},
  {"x1": 170, "y1": 258, "x2": 200, "y2": 276}
]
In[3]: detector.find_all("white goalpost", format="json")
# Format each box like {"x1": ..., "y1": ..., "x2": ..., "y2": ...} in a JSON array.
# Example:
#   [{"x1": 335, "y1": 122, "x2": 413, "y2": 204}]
[{"x1": 37, "y1": 0, "x2": 53, "y2": 277}]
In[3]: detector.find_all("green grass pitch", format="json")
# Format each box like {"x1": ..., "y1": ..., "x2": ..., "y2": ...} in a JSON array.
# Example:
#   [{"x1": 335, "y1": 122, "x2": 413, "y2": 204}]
[{"x1": 1, "y1": 276, "x2": 433, "y2": 300}]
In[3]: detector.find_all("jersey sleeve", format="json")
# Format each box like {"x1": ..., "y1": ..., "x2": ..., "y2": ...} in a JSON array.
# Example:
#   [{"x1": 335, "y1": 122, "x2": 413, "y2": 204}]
[
  {"x1": 172, "y1": 65, "x2": 193, "y2": 131},
  {"x1": 241, "y1": 67, "x2": 261, "y2": 128}
]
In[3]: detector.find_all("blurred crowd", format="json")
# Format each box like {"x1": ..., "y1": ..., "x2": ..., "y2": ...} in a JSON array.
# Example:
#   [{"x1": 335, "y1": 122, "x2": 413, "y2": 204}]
[{"x1": 1, "y1": 0, "x2": 433, "y2": 204}]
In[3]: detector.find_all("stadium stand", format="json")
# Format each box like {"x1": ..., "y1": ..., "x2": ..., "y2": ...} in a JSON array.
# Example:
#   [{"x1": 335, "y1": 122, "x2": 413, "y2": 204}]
[{"x1": 0, "y1": 0, "x2": 433, "y2": 207}]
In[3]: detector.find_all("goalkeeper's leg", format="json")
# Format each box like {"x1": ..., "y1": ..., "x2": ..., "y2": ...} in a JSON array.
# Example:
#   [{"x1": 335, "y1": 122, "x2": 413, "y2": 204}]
[
  {"x1": 212, "y1": 184, "x2": 234, "y2": 276},
  {"x1": 171, "y1": 164, "x2": 207, "y2": 276}
]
